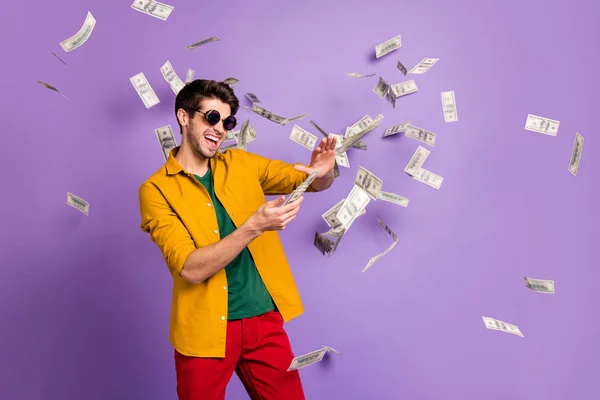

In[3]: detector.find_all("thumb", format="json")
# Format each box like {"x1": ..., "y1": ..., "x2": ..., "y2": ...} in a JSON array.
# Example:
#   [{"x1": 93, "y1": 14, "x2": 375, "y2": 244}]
[
  {"x1": 294, "y1": 164, "x2": 309, "y2": 174},
  {"x1": 270, "y1": 195, "x2": 286, "y2": 206}
]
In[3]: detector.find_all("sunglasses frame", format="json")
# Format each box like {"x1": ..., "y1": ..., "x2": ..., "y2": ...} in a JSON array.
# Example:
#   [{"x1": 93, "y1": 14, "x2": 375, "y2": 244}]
[{"x1": 190, "y1": 108, "x2": 237, "y2": 131}]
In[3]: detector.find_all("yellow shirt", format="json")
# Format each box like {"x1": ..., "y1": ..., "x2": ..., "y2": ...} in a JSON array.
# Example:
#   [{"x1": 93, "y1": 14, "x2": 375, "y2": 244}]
[{"x1": 139, "y1": 146, "x2": 316, "y2": 357}]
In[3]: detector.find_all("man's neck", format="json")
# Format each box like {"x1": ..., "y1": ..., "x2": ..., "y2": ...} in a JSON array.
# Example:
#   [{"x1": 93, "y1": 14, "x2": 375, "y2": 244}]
[{"x1": 175, "y1": 144, "x2": 210, "y2": 177}]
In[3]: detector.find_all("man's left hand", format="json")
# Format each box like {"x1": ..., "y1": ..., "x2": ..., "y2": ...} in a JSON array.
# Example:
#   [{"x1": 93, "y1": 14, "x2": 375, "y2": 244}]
[{"x1": 294, "y1": 135, "x2": 337, "y2": 177}]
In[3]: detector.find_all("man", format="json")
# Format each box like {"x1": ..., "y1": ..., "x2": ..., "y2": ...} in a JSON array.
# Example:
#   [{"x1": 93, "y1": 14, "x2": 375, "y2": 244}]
[{"x1": 139, "y1": 79, "x2": 337, "y2": 400}]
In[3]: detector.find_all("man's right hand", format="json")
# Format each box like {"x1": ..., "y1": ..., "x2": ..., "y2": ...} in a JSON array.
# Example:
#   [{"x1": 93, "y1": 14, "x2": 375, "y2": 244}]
[{"x1": 247, "y1": 195, "x2": 304, "y2": 234}]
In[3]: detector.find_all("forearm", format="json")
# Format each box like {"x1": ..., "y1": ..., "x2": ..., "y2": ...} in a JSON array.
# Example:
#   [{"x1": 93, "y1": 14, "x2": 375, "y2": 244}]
[
  {"x1": 180, "y1": 220, "x2": 261, "y2": 284},
  {"x1": 309, "y1": 170, "x2": 335, "y2": 191}
]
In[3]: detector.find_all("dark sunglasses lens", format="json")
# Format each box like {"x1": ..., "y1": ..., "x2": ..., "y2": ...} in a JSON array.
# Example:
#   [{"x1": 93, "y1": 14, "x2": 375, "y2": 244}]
[
  {"x1": 223, "y1": 117, "x2": 237, "y2": 131},
  {"x1": 205, "y1": 110, "x2": 221, "y2": 125}
]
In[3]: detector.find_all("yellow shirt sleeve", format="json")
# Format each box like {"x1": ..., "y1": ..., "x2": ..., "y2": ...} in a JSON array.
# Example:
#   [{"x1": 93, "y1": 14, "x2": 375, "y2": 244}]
[{"x1": 245, "y1": 151, "x2": 317, "y2": 195}]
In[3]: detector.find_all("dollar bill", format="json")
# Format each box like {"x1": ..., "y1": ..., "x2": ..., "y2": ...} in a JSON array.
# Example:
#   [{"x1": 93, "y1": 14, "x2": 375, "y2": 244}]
[
  {"x1": 286, "y1": 113, "x2": 311, "y2": 123},
  {"x1": 225, "y1": 129, "x2": 237, "y2": 141},
  {"x1": 336, "y1": 185, "x2": 371, "y2": 229},
  {"x1": 355, "y1": 166, "x2": 383, "y2": 200},
  {"x1": 314, "y1": 232, "x2": 339, "y2": 256},
  {"x1": 186, "y1": 36, "x2": 220, "y2": 50},
  {"x1": 221, "y1": 77, "x2": 239, "y2": 87},
  {"x1": 60, "y1": 11, "x2": 96, "y2": 52},
  {"x1": 131, "y1": 0, "x2": 173, "y2": 20},
  {"x1": 67, "y1": 192, "x2": 89, "y2": 216},
  {"x1": 130, "y1": 72, "x2": 160, "y2": 108},
  {"x1": 404, "y1": 146, "x2": 430, "y2": 176},
  {"x1": 289, "y1": 125, "x2": 317, "y2": 151},
  {"x1": 482, "y1": 316, "x2": 524, "y2": 337},
  {"x1": 390, "y1": 80, "x2": 418, "y2": 98},
  {"x1": 375, "y1": 35, "x2": 401, "y2": 58},
  {"x1": 347, "y1": 72, "x2": 376, "y2": 78},
  {"x1": 362, "y1": 216, "x2": 398, "y2": 272},
  {"x1": 397, "y1": 60, "x2": 407, "y2": 75},
  {"x1": 332, "y1": 134, "x2": 350, "y2": 168},
  {"x1": 568, "y1": 132, "x2": 584, "y2": 176},
  {"x1": 387, "y1": 87, "x2": 396, "y2": 109},
  {"x1": 185, "y1": 69, "x2": 195, "y2": 83},
  {"x1": 378, "y1": 191, "x2": 409, "y2": 207},
  {"x1": 337, "y1": 114, "x2": 384, "y2": 153},
  {"x1": 408, "y1": 58, "x2": 439, "y2": 74},
  {"x1": 160, "y1": 61, "x2": 185, "y2": 94},
  {"x1": 37, "y1": 81, "x2": 68, "y2": 99},
  {"x1": 51, "y1": 52, "x2": 67, "y2": 65},
  {"x1": 247, "y1": 125, "x2": 257, "y2": 142},
  {"x1": 524, "y1": 114, "x2": 560, "y2": 136},
  {"x1": 405, "y1": 125, "x2": 436, "y2": 146},
  {"x1": 251, "y1": 103, "x2": 288, "y2": 125},
  {"x1": 322, "y1": 199, "x2": 346, "y2": 229},
  {"x1": 245, "y1": 93, "x2": 261, "y2": 103},
  {"x1": 237, "y1": 120, "x2": 250, "y2": 150},
  {"x1": 412, "y1": 168, "x2": 443, "y2": 190},
  {"x1": 524, "y1": 277, "x2": 555, "y2": 294},
  {"x1": 441, "y1": 90, "x2": 458, "y2": 122},
  {"x1": 346, "y1": 116, "x2": 373, "y2": 138},
  {"x1": 155, "y1": 125, "x2": 176, "y2": 161},
  {"x1": 287, "y1": 346, "x2": 340, "y2": 371},
  {"x1": 373, "y1": 77, "x2": 390, "y2": 98},
  {"x1": 383, "y1": 121, "x2": 411, "y2": 137},
  {"x1": 352, "y1": 141, "x2": 368, "y2": 150},
  {"x1": 283, "y1": 170, "x2": 319, "y2": 205}
]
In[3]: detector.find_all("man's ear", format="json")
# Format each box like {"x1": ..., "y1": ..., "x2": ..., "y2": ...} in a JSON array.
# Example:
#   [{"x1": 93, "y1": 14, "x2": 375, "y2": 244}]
[{"x1": 176, "y1": 108, "x2": 188, "y2": 127}]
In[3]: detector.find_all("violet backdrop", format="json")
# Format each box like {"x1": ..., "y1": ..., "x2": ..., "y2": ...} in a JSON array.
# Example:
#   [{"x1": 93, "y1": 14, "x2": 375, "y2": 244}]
[{"x1": 1, "y1": 0, "x2": 599, "y2": 399}]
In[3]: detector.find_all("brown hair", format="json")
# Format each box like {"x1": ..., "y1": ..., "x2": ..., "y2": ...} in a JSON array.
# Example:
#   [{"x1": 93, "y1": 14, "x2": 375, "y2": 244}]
[{"x1": 174, "y1": 79, "x2": 240, "y2": 133}]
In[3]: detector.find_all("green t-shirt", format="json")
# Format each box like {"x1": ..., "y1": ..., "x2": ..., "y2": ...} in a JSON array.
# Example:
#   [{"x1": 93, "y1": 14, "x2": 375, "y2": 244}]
[{"x1": 194, "y1": 168, "x2": 275, "y2": 320}]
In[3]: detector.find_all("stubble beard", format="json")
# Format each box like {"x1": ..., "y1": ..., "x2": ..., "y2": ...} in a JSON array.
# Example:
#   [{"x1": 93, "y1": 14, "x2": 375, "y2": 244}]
[{"x1": 187, "y1": 119, "x2": 218, "y2": 160}]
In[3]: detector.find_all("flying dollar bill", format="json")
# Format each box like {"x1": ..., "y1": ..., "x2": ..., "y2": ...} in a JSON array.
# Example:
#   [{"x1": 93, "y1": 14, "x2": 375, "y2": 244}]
[
  {"x1": 441, "y1": 90, "x2": 458, "y2": 122},
  {"x1": 237, "y1": 120, "x2": 250, "y2": 151},
  {"x1": 185, "y1": 69, "x2": 195, "y2": 83},
  {"x1": 336, "y1": 185, "x2": 371, "y2": 229},
  {"x1": 375, "y1": 35, "x2": 401, "y2": 58},
  {"x1": 405, "y1": 125, "x2": 436, "y2": 146},
  {"x1": 245, "y1": 93, "x2": 261, "y2": 103},
  {"x1": 373, "y1": 77, "x2": 390, "y2": 98},
  {"x1": 390, "y1": 80, "x2": 418, "y2": 98},
  {"x1": 283, "y1": 170, "x2": 319, "y2": 205},
  {"x1": 130, "y1": 72, "x2": 160, "y2": 108},
  {"x1": 337, "y1": 114, "x2": 384, "y2": 153},
  {"x1": 346, "y1": 115, "x2": 373, "y2": 138},
  {"x1": 412, "y1": 168, "x2": 443, "y2": 190},
  {"x1": 221, "y1": 77, "x2": 239, "y2": 86},
  {"x1": 524, "y1": 277, "x2": 555, "y2": 294},
  {"x1": 408, "y1": 58, "x2": 439, "y2": 74},
  {"x1": 377, "y1": 191, "x2": 409, "y2": 207},
  {"x1": 332, "y1": 134, "x2": 350, "y2": 168},
  {"x1": 482, "y1": 316, "x2": 523, "y2": 338},
  {"x1": 289, "y1": 125, "x2": 318, "y2": 151},
  {"x1": 160, "y1": 60, "x2": 185, "y2": 94},
  {"x1": 397, "y1": 60, "x2": 407, "y2": 75},
  {"x1": 314, "y1": 231, "x2": 339, "y2": 256},
  {"x1": 404, "y1": 146, "x2": 430, "y2": 176},
  {"x1": 67, "y1": 192, "x2": 89, "y2": 216},
  {"x1": 322, "y1": 199, "x2": 345, "y2": 229},
  {"x1": 524, "y1": 114, "x2": 560, "y2": 136},
  {"x1": 155, "y1": 125, "x2": 176, "y2": 161},
  {"x1": 362, "y1": 216, "x2": 398, "y2": 272},
  {"x1": 354, "y1": 166, "x2": 383, "y2": 200},
  {"x1": 287, "y1": 346, "x2": 340, "y2": 371},
  {"x1": 131, "y1": 0, "x2": 173, "y2": 20},
  {"x1": 60, "y1": 11, "x2": 96, "y2": 52},
  {"x1": 347, "y1": 72, "x2": 376, "y2": 78},
  {"x1": 251, "y1": 103, "x2": 308, "y2": 125},
  {"x1": 37, "y1": 81, "x2": 68, "y2": 99},
  {"x1": 568, "y1": 132, "x2": 584, "y2": 176},
  {"x1": 186, "y1": 36, "x2": 220, "y2": 50},
  {"x1": 383, "y1": 121, "x2": 411, "y2": 137}
]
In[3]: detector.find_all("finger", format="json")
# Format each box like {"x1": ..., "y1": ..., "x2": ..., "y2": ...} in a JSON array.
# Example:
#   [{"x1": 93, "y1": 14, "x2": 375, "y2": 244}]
[
  {"x1": 326, "y1": 135, "x2": 336, "y2": 151},
  {"x1": 281, "y1": 196, "x2": 303, "y2": 213},
  {"x1": 280, "y1": 213, "x2": 297, "y2": 228}
]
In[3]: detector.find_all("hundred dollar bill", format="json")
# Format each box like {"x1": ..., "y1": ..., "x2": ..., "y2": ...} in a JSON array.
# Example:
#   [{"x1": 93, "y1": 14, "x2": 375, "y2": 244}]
[
  {"x1": 397, "y1": 60, "x2": 407, "y2": 75},
  {"x1": 388, "y1": 87, "x2": 396, "y2": 109},
  {"x1": 412, "y1": 168, "x2": 443, "y2": 190},
  {"x1": 186, "y1": 36, "x2": 220, "y2": 50},
  {"x1": 337, "y1": 114, "x2": 384, "y2": 153},
  {"x1": 51, "y1": 52, "x2": 67, "y2": 65},
  {"x1": 383, "y1": 121, "x2": 411, "y2": 137},
  {"x1": 390, "y1": 80, "x2": 418, "y2": 98},
  {"x1": 247, "y1": 125, "x2": 257, "y2": 142},
  {"x1": 524, "y1": 114, "x2": 560, "y2": 136},
  {"x1": 568, "y1": 132, "x2": 584, "y2": 176},
  {"x1": 221, "y1": 77, "x2": 239, "y2": 86},
  {"x1": 362, "y1": 216, "x2": 398, "y2": 272},
  {"x1": 482, "y1": 316, "x2": 523, "y2": 337},
  {"x1": 37, "y1": 81, "x2": 68, "y2": 99},
  {"x1": 441, "y1": 90, "x2": 458, "y2": 122},
  {"x1": 322, "y1": 199, "x2": 345, "y2": 228},
  {"x1": 373, "y1": 77, "x2": 390, "y2": 98},
  {"x1": 160, "y1": 61, "x2": 185, "y2": 94},
  {"x1": 60, "y1": 11, "x2": 96, "y2": 52},
  {"x1": 524, "y1": 277, "x2": 555, "y2": 294},
  {"x1": 336, "y1": 185, "x2": 371, "y2": 229},
  {"x1": 237, "y1": 120, "x2": 250, "y2": 150},
  {"x1": 245, "y1": 93, "x2": 261, "y2": 103},
  {"x1": 375, "y1": 35, "x2": 401, "y2": 58},
  {"x1": 131, "y1": 0, "x2": 173, "y2": 20},
  {"x1": 283, "y1": 170, "x2": 319, "y2": 205},
  {"x1": 347, "y1": 72, "x2": 376, "y2": 78},
  {"x1": 290, "y1": 125, "x2": 318, "y2": 151},
  {"x1": 408, "y1": 58, "x2": 439, "y2": 74},
  {"x1": 287, "y1": 346, "x2": 340, "y2": 371},
  {"x1": 404, "y1": 146, "x2": 430, "y2": 176},
  {"x1": 346, "y1": 115, "x2": 373, "y2": 138},
  {"x1": 130, "y1": 72, "x2": 160, "y2": 108},
  {"x1": 377, "y1": 191, "x2": 409, "y2": 207},
  {"x1": 405, "y1": 125, "x2": 436, "y2": 146},
  {"x1": 252, "y1": 103, "x2": 286, "y2": 124},
  {"x1": 225, "y1": 129, "x2": 237, "y2": 141},
  {"x1": 332, "y1": 134, "x2": 350, "y2": 168},
  {"x1": 185, "y1": 69, "x2": 195, "y2": 83},
  {"x1": 314, "y1": 231, "x2": 338, "y2": 256},
  {"x1": 355, "y1": 166, "x2": 383, "y2": 200},
  {"x1": 67, "y1": 192, "x2": 89, "y2": 216},
  {"x1": 155, "y1": 125, "x2": 176, "y2": 161}
]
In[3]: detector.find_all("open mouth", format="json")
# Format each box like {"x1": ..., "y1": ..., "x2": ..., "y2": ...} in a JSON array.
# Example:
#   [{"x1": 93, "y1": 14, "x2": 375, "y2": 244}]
[{"x1": 204, "y1": 134, "x2": 220, "y2": 149}]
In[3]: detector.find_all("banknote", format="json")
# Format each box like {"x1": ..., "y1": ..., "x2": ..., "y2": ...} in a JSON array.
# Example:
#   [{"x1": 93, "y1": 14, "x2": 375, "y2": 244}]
[
  {"x1": 408, "y1": 58, "x2": 439, "y2": 74},
  {"x1": 524, "y1": 277, "x2": 555, "y2": 294},
  {"x1": 383, "y1": 121, "x2": 411, "y2": 137},
  {"x1": 155, "y1": 125, "x2": 176, "y2": 161},
  {"x1": 185, "y1": 69, "x2": 195, "y2": 83},
  {"x1": 221, "y1": 77, "x2": 239, "y2": 86},
  {"x1": 237, "y1": 120, "x2": 250, "y2": 150},
  {"x1": 405, "y1": 125, "x2": 436, "y2": 146},
  {"x1": 412, "y1": 168, "x2": 443, "y2": 190},
  {"x1": 568, "y1": 132, "x2": 584, "y2": 176},
  {"x1": 67, "y1": 192, "x2": 89, "y2": 216},
  {"x1": 287, "y1": 346, "x2": 340, "y2": 371},
  {"x1": 336, "y1": 185, "x2": 371, "y2": 229},
  {"x1": 355, "y1": 166, "x2": 383, "y2": 200},
  {"x1": 247, "y1": 125, "x2": 257, "y2": 142},
  {"x1": 482, "y1": 316, "x2": 523, "y2": 337},
  {"x1": 251, "y1": 103, "x2": 287, "y2": 125},
  {"x1": 373, "y1": 77, "x2": 390, "y2": 98},
  {"x1": 322, "y1": 199, "x2": 345, "y2": 228},
  {"x1": 346, "y1": 115, "x2": 373, "y2": 138},
  {"x1": 186, "y1": 36, "x2": 220, "y2": 50},
  {"x1": 37, "y1": 81, "x2": 68, "y2": 99},
  {"x1": 290, "y1": 125, "x2": 318, "y2": 151},
  {"x1": 286, "y1": 113, "x2": 311, "y2": 124},
  {"x1": 332, "y1": 134, "x2": 350, "y2": 168},
  {"x1": 283, "y1": 170, "x2": 319, "y2": 205},
  {"x1": 390, "y1": 80, "x2": 418, "y2": 98},
  {"x1": 246, "y1": 93, "x2": 261, "y2": 103},
  {"x1": 337, "y1": 114, "x2": 384, "y2": 153},
  {"x1": 377, "y1": 191, "x2": 409, "y2": 207},
  {"x1": 524, "y1": 114, "x2": 560, "y2": 136},
  {"x1": 375, "y1": 35, "x2": 401, "y2": 58},
  {"x1": 404, "y1": 146, "x2": 430, "y2": 176},
  {"x1": 131, "y1": 0, "x2": 173, "y2": 20},
  {"x1": 130, "y1": 72, "x2": 160, "y2": 108},
  {"x1": 51, "y1": 52, "x2": 67, "y2": 65},
  {"x1": 225, "y1": 129, "x2": 237, "y2": 141},
  {"x1": 160, "y1": 61, "x2": 185, "y2": 94},
  {"x1": 314, "y1": 232, "x2": 338, "y2": 256},
  {"x1": 397, "y1": 60, "x2": 407, "y2": 75},
  {"x1": 60, "y1": 11, "x2": 96, "y2": 52},
  {"x1": 347, "y1": 72, "x2": 376, "y2": 78},
  {"x1": 441, "y1": 90, "x2": 458, "y2": 122},
  {"x1": 362, "y1": 216, "x2": 398, "y2": 272}
]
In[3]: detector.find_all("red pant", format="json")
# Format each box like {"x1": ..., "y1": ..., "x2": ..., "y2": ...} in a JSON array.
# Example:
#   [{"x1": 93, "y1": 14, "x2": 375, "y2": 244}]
[{"x1": 174, "y1": 310, "x2": 305, "y2": 400}]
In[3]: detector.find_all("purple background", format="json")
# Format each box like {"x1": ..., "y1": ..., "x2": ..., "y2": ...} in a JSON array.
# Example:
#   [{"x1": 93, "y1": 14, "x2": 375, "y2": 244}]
[{"x1": 2, "y1": 0, "x2": 599, "y2": 399}]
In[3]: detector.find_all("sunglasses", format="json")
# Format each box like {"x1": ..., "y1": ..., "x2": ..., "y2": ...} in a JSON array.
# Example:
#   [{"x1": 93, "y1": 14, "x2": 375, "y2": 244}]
[{"x1": 191, "y1": 109, "x2": 237, "y2": 131}]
